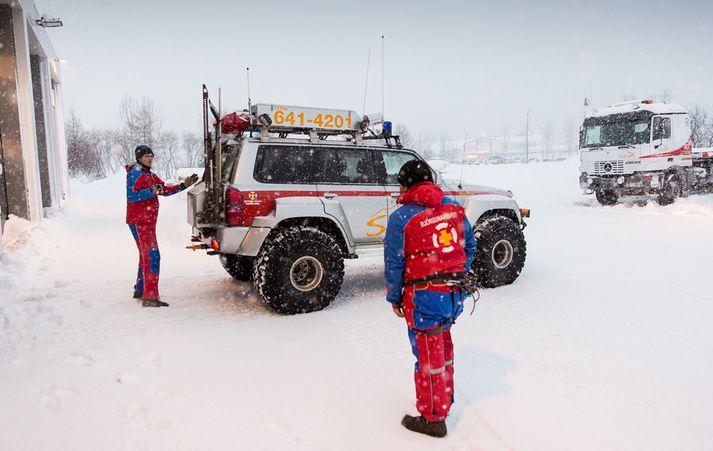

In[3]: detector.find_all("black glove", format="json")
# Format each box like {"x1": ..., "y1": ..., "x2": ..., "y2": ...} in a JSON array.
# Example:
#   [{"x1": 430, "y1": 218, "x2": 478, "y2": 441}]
[
  {"x1": 183, "y1": 174, "x2": 199, "y2": 188},
  {"x1": 152, "y1": 184, "x2": 165, "y2": 195}
]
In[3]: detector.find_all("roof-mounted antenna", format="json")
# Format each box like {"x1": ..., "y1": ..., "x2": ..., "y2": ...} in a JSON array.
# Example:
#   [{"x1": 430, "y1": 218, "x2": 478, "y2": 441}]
[
  {"x1": 458, "y1": 132, "x2": 468, "y2": 190},
  {"x1": 381, "y1": 35, "x2": 385, "y2": 120},
  {"x1": 362, "y1": 48, "x2": 371, "y2": 116},
  {"x1": 246, "y1": 67, "x2": 252, "y2": 121}
]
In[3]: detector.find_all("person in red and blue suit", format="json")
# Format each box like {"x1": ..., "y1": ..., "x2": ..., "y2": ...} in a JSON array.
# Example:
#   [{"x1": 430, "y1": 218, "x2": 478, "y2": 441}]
[
  {"x1": 126, "y1": 145, "x2": 198, "y2": 307},
  {"x1": 384, "y1": 159, "x2": 477, "y2": 438}
]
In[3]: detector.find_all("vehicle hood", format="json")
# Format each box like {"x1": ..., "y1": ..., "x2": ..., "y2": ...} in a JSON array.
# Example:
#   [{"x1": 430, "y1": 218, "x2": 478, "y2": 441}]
[{"x1": 439, "y1": 179, "x2": 513, "y2": 198}]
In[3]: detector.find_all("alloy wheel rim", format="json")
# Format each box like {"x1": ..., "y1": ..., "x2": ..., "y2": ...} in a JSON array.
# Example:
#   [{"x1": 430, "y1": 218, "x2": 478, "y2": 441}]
[
  {"x1": 289, "y1": 256, "x2": 324, "y2": 292},
  {"x1": 492, "y1": 240, "x2": 514, "y2": 269}
]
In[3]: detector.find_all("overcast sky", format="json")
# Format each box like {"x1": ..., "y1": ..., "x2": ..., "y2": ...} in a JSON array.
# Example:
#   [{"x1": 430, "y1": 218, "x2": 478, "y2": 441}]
[{"x1": 35, "y1": 0, "x2": 713, "y2": 143}]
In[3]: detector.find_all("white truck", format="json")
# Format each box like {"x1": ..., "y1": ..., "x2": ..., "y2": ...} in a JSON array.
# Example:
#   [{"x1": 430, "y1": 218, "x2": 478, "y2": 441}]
[{"x1": 579, "y1": 99, "x2": 713, "y2": 205}]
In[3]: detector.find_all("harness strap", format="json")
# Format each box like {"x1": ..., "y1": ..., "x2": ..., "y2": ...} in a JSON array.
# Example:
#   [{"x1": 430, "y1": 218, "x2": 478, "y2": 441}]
[{"x1": 404, "y1": 272, "x2": 467, "y2": 287}]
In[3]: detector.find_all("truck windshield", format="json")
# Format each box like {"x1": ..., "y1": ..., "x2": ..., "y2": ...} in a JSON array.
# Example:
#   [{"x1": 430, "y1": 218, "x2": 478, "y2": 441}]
[{"x1": 582, "y1": 120, "x2": 650, "y2": 148}]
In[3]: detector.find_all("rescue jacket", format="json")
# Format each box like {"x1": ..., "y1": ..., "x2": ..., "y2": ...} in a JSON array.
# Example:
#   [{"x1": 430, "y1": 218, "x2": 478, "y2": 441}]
[
  {"x1": 125, "y1": 164, "x2": 184, "y2": 224},
  {"x1": 384, "y1": 182, "x2": 477, "y2": 305}
]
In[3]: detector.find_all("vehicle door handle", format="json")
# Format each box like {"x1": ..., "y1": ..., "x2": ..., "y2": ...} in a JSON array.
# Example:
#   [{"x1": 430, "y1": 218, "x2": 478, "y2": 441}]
[
  {"x1": 323, "y1": 193, "x2": 338, "y2": 199},
  {"x1": 389, "y1": 192, "x2": 400, "y2": 198}
]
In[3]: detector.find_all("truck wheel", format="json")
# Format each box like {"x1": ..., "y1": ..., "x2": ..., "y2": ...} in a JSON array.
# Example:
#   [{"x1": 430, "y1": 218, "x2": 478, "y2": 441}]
[
  {"x1": 220, "y1": 254, "x2": 254, "y2": 282},
  {"x1": 473, "y1": 216, "x2": 527, "y2": 288},
  {"x1": 253, "y1": 227, "x2": 345, "y2": 314},
  {"x1": 656, "y1": 175, "x2": 681, "y2": 206},
  {"x1": 595, "y1": 189, "x2": 618, "y2": 206}
]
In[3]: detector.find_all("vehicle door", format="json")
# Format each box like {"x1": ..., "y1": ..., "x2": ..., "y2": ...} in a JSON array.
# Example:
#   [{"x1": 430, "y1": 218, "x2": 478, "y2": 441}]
[
  {"x1": 315, "y1": 147, "x2": 387, "y2": 244},
  {"x1": 373, "y1": 149, "x2": 420, "y2": 215},
  {"x1": 648, "y1": 115, "x2": 675, "y2": 171}
]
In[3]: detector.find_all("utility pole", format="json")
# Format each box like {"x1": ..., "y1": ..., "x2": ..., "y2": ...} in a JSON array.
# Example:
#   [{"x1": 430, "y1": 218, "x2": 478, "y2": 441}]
[{"x1": 526, "y1": 108, "x2": 533, "y2": 163}]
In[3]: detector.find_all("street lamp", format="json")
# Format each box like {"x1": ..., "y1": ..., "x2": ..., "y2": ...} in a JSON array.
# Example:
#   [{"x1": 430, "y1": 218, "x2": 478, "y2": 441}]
[
  {"x1": 526, "y1": 108, "x2": 533, "y2": 163},
  {"x1": 35, "y1": 15, "x2": 63, "y2": 28}
]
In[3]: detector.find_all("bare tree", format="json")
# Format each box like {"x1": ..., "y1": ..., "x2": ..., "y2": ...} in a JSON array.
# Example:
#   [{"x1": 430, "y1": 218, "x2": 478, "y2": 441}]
[
  {"x1": 393, "y1": 123, "x2": 413, "y2": 148},
  {"x1": 181, "y1": 131, "x2": 204, "y2": 167},
  {"x1": 117, "y1": 95, "x2": 164, "y2": 165},
  {"x1": 563, "y1": 118, "x2": 577, "y2": 154},
  {"x1": 416, "y1": 130, "x2": 436, "y2": 159},
  {"x1": 657, "y1": 88, "x2": 674, "y2": 103},
  {"x1": 689, "y1": 104, "x2": 712, "y2": 148},
  {"x1": 66, "y1": 110, "x2": 105, "y2": 180},
  {"x1": 156, "y1": 131, "x2": 180, "y2": 179}
]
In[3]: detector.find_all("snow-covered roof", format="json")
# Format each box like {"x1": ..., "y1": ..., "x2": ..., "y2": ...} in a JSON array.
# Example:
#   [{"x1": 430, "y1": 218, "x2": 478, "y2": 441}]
[{"x1": 589, "y1": 100, "x2": 687, "y2": 118}]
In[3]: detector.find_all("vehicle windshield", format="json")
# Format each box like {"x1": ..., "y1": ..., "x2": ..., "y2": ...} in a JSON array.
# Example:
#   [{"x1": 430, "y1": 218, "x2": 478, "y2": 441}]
[{"x1": 581, "y1": 120, "x2": 650, "y2": 148}]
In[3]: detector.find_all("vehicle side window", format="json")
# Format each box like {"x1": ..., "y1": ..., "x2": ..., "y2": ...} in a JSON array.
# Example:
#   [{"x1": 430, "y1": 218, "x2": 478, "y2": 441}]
[
  {"x1": 254, "y1": 145, "x2": 315, "y2": 184},
  {"x1": 652, "y1": 117, "x2": 671, "y2": 141},
  {"x1": 315, "y1": 148, "x2": 376, "y2": 184},
  {"x1": 376, "y1": 151, "x2": 419, "y2": 185}
]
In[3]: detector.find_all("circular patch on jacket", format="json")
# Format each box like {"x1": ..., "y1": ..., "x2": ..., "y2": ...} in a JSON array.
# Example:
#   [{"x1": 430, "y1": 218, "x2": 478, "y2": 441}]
[{"x1": 432, "y1": 222, "x2": 458, "y2": 254}]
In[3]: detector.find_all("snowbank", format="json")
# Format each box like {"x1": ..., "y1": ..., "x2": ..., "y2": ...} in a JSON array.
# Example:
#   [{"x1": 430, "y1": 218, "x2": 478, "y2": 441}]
[{"x1": 1, "y1": 215, "x2": 36, "y2": 250}]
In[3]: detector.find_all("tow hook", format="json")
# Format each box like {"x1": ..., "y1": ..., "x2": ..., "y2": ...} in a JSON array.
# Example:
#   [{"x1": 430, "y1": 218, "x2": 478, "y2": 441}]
[{"x1": 186, "y1": 243, "x2": 210, "y2": 251}]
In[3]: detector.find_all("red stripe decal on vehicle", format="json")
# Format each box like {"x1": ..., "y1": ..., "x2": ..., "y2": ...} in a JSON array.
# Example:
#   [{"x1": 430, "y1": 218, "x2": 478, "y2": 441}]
[{"x1": 641, "y1": 140, "x2": 693, "y2": 159}]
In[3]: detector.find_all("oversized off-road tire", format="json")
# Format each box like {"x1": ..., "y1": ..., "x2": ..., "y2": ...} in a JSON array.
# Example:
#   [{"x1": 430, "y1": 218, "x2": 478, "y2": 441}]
[
  {"x1": 473, "y1": 216, "x2": 527, "y2": 288},
  {"x1": 252, "y1": 226, "x2": 345, "y2": 315},
  {"x1": 220, "y1": 254, "x2": 254, "y2": 282},
  {"x1": 656, "y1": 174, "x2": 681, "y2": 206},
  {"x1": 595, "y1": 189, "x2": 618, "y2": 206}
]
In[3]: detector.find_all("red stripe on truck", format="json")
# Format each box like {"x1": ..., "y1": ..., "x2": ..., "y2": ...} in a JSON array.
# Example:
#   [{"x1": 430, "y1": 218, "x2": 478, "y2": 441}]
[{"x1": 641, "y1": 140, "x2": 692, "y2": 159}]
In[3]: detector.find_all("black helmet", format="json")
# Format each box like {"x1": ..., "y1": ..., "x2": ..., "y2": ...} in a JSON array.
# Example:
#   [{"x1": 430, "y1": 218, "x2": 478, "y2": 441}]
[
  {"x1": 135, "y1": 145, "x2": 154, "y2": 161},
  {"x1": 397, "y1": 159, "x2": 434, "y2": 188}
]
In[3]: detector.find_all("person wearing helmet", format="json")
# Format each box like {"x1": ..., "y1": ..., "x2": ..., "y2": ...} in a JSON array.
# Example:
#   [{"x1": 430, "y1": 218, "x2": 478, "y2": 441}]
[
  {"x1": 126, "y1": 145, "x2": 199, "y2": 307},
  {"x1": 384, "y1": 159, "x2": 477, "y2": 437}
]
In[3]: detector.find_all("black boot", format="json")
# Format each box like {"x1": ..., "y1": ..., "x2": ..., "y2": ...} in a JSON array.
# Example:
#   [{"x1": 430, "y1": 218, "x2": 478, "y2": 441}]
[
  {"x1": 133, "y1": 291, "x2": 142, "y2": 299},
  {"x1": 142, "y1": 299, "x2": 169, "y2": 307},
  {"x1": 401, "y1": 415, "x2": 447, "y2": 438}
]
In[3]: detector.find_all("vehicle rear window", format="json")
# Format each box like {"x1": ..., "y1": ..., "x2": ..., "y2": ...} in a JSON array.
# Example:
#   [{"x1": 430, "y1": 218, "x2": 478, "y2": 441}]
[
  {"x1": 221, "y1": 141, "x2": 241, "y2": 182},
  {"x1": 254, "y1": 145, "x2": 316, "y2": 184},
  {"x1": 314, "y1": 148, "x2": 376, "y2": 184}
]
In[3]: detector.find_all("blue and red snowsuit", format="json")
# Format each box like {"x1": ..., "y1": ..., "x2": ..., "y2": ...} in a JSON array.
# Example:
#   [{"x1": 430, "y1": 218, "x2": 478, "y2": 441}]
[
  {"x1": 125, "y1": 164, "x2": 184, "y2": 300},
  {"x1": 385, "y1": 182, "x2": 477, "y2": 422}
]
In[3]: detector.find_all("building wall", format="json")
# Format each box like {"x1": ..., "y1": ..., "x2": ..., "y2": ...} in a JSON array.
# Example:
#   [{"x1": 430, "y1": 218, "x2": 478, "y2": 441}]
[
  {"x1": 0, "y1": 3, "x2": 33, "y2": 221},
  {"x1": 0, "y1": 0, "x2": 68, "y2": 234}
]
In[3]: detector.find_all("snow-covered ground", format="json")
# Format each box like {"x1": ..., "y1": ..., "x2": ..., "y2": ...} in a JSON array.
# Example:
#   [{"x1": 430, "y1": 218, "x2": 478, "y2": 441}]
[{"x1": 1, "y1": 158, "x2": 712, "y2": 450}]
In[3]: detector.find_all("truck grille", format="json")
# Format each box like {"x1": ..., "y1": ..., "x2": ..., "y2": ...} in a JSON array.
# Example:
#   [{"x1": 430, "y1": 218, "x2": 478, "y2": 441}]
[{"x1": 593, "y1": 160, "x2": 624, "y2": 175}]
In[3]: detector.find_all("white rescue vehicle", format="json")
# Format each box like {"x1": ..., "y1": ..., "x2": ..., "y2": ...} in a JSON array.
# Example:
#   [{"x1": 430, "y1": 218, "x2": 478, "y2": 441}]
[
  {"x1": 186, "y1": 86, "x2": 530, "y2": 314},
  {"x1": 579, "y1": 100, "x2": 713, "y2": 205}
]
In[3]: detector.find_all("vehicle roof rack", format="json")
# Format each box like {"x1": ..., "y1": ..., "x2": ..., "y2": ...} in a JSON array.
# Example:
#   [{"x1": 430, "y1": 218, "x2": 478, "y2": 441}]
[{"x1": 248, "y1": 103, "x2": 401, "y2": 148}]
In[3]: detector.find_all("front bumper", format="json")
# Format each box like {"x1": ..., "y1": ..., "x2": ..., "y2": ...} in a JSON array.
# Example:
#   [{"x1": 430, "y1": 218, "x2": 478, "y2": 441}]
[{"x1": 579, "y1": 172, "x2": 662, "y2": 195}]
